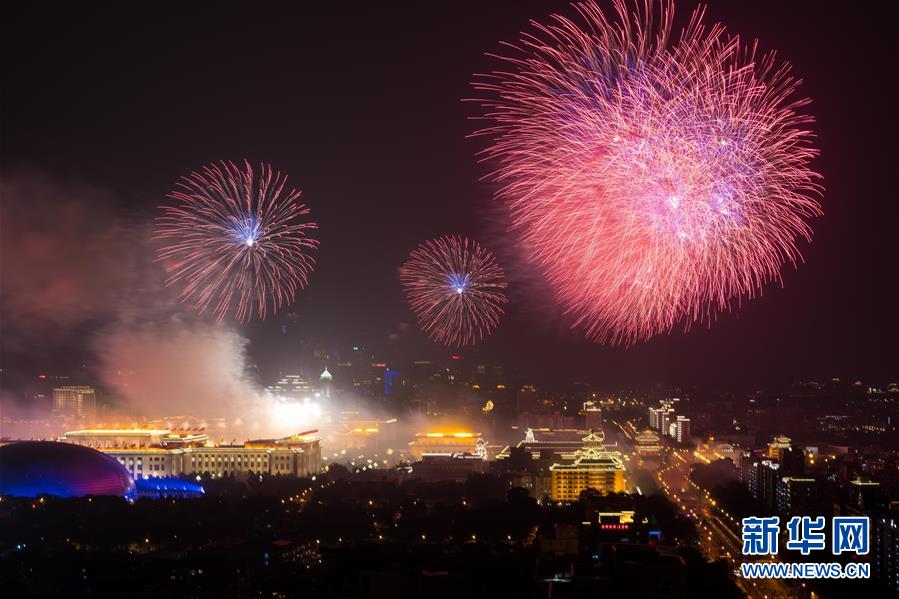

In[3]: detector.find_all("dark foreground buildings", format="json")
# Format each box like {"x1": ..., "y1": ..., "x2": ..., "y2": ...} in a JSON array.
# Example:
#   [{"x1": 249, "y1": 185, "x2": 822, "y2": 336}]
[{"x1": 1, "y1": 467, "x2": 738, "y2": 598}]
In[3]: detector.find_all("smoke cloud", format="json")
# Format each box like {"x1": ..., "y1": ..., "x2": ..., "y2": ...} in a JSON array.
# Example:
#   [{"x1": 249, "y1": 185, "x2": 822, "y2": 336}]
[
  {"x1": 0, "y1": 172, "x2": 134, "y2": 351},
  {"x1": 1, "y1": 171, "x2": 480, "y2": 444},
  {"x1": 96, "y1": 324, "x2": 257, "y2": 417},
  {"x1": 0, "y1": 171, "x2": 270, "y2": 429}
]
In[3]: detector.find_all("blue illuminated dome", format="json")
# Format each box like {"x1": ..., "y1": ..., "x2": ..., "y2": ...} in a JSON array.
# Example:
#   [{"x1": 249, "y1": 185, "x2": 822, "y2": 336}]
[{"x1": 0, "y1": 441, "x2": 136, "y2": 499}]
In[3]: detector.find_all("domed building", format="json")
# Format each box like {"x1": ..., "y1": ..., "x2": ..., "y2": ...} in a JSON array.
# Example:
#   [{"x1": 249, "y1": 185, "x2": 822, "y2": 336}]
[
  {"x1": 319, "y1": 366, "x2": 333, "y2": 399},
  {"x1": 0, "y1": 441, "x2": 135, "y2": 499}
]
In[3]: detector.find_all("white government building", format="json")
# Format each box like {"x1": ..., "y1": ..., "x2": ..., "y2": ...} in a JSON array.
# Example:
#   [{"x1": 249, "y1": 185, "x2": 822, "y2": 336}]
[{"x1": 61, "y1": 428, "x2": 321, "y2": 479}]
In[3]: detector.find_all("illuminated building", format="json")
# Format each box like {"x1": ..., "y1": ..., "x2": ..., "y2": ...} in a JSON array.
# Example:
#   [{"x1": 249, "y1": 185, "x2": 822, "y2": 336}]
[
  {"x1": 707, "y1": 442, "x2": 741, "y2": 462},
  {"x1": 648, "y1": 406, "x2": 663, "y2": 431},
  {"x1": 61, "y1": 429, "x2": 208, "y2": 449},
  {"x1": 411, "y1": 453, "x2": 488, "y2": 482},
  {"x1": 669, "y1": 416, "x2": 691, "y2": 444},
  {"x1": 407, "y1": 432, "x2": 481, "y2": 460},
  {"x1": 872, "y1": 505, "x2": 899, "y2": 594},
  {"x1": 597, "y1": 510, "x2": 635, "y2": 530},
  {"x1": 267, "y1": 374, "x2": 318, "y2": 399},
  {"x1": 581, "y1": 401, "x2": 603, "y2": 430},
  {"x1": 648, "y1": 404, "x2": 674, "y2": 433},
  {"x1": 141, "y1": 415, "x2": 228, "y2": 432},
  {"x1": 496, "y1": 428, "x2": 604, "y2": 464},
  {"x1": 52, "y1": 386, "x2": 96, "y2": 421},
  {"x1": 755, "y1": 460, "x2": 780, "y2": 509},
  {"x1": 319, "y1": 366, "x2": 333, "y2": 398},
  {"x1": 767, "y1": 434, "x2": 792, "y2": 459},
  {"x1": 266, "y1": 539, "x2": 321, "y2": 570},
  {"x1": 549, "y1": 435, "x2": 626, "y2": 501},
  {"x1": 777, "y1": 477, "x2": 817, "y2": 516},
  {"x1": 384, "y1": 368, "x2": 401, "y2": 396},
  {"x1": 649, "y1": 399, "x2": 691, "y2": 444},
  {"x1": 635, "y1": 429, "x2": 661, "y2": 457},
  {"x1": 738, "y1": 451, "x2": 761, "y2": 497},
  {"x1": 331, "y1": 412, "x2": 398, "y2": 452},
  {"x1": 108, "y1": 448, "x2": 178, "y2": 478},
  {"x1": 63, "y1": 429, "x2": 321, "y2": 479}
]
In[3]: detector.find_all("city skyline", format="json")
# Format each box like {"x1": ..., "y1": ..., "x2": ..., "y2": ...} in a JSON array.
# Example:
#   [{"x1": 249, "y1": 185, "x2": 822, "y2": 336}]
[{"x1": 0, "y1": 3, "x2": 896, "y2": 596}]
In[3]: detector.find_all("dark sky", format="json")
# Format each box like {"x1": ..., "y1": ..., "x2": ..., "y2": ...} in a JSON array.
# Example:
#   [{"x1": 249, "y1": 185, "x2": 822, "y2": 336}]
[{"x1": 1, "y1": 1, "x2": 896, "y2": 389}]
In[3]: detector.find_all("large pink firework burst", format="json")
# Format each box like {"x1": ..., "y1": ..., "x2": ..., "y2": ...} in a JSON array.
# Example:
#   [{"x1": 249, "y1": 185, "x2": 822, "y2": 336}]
[
  {"x1": 400, "y1": 236, "x2": 508, "y2": 347},
  {"x1": 471, "y1": 0, "x2": 822, "y2": 345},
  {"x1": 156, "y1": 161, "x2": 318, "y2": 322}
]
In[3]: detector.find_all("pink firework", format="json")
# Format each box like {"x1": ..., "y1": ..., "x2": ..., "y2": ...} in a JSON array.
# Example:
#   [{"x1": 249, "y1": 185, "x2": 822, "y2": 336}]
[
  {"x1": 471, "y1": 0, "x2": 822, "y2": 345},
  {"x1": 156, "y1": 161, "x2": 318, "y2": 322},
  {"x1": 400, "y1": 236, "x2": 508, "y2": 347}
]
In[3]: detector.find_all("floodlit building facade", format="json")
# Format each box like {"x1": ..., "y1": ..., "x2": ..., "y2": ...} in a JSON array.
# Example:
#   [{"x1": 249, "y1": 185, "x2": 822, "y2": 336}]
[
  {"x1": 670, "y1": 416, "x2": 691, "y2": 444},
  {"x1": 407, "y1": 432, "x2": 481, "y2": 460},
  {"x1": 61, "y1": 429, "x2": 208, "y2": 449},
  {"x1": 495, "y1": 428, "x2": 604, "y2": 464},
  {"x1": 63, "y1": 429, "x2": 321, "y2": 479},
  {"x1": 582, "y1": 401, "x2": 603, "y2": 431},
  {"x1": 52, "y1": 386, "x2": 97, "y2": 420},
  {"x1": 635, "y1": 429, "x2": 662, "y2": 456},
  {"x1": 767, "y1": 435, "x2": 792, "y2": 460},
  {"x1": 549, "y1": 434, "x2": 626, "y2": 501}
]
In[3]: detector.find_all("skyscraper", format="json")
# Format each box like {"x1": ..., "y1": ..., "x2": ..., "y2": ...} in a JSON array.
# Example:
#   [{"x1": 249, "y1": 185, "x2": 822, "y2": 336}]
[
  {"x1": 267, "y1": 374, "x2": 317, "y2": 399},
  {"x1": 671, "y1": 416, "x2": 691, "y2": 444},
  {"x1": 52, "y1": 386, "x2": 96, "y2": 421},
  {"x1": 582, "y1": 401, "x2": 603, "y2": 431},
  {"x1": 648, "y1": 399, "x2": 676, "y2": 434}
]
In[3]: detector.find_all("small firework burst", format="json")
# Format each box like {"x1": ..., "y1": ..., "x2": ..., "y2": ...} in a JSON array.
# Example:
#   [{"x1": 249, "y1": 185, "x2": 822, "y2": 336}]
[{"x1": 400, "y1": 236, "x2": 507, "y2": 346}]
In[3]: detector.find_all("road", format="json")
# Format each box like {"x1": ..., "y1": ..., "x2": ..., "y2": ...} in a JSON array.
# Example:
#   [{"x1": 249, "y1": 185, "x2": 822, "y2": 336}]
[{"x1": 610, "y1": 417, "x2": 794, "y2": 599}]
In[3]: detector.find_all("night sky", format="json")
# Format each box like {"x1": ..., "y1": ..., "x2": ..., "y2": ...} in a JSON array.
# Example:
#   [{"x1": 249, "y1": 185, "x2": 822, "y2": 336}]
[{"x1": 1, "y1": 1, "x2": 896, "y2": 389}]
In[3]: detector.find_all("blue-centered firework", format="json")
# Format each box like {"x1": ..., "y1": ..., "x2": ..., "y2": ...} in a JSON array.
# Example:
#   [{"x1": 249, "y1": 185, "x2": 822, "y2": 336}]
[
  {"x1": 400, "y1": 235, "x2": 507, "y2": 346},
  {"x1": 155, "y1": 160, "x2": 318, "y2": 322}
]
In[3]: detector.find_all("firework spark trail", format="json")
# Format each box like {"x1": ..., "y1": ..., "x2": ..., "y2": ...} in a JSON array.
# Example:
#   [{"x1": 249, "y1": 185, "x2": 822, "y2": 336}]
[
  {"x1": 400, "y1": 236, "x2": 508, "y2": 347},
  {"x1": 155, "y1": 161, "x2": 318, "y2": 322},
  {"x1": 471, "y1": 0, "x2": 822, "y2": 345}
]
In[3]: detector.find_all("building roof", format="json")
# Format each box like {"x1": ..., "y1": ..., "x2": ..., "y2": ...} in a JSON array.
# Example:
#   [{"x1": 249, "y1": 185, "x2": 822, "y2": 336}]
[
  {"x1": 0, "y1": 441, "x2": 135, "y2": 498},
  {"x1": 550, "y1": 447, "x2": 626, "y2": 472},
  {"x1": 64, "y1": 429, "x2": 171, "y2": 436}
]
